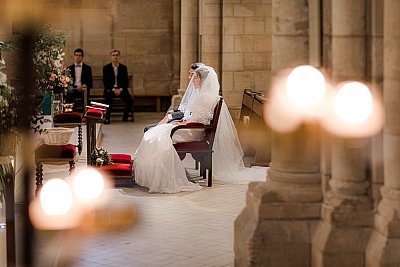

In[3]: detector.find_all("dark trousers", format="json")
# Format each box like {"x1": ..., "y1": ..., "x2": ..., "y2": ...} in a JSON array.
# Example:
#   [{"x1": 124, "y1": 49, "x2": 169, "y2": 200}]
[{"x1": 104, "y1": 89, "x2": 133, "y2": 120}]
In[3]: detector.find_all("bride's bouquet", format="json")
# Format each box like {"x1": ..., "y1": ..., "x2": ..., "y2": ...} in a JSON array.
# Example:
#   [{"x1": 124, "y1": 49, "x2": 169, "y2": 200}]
[{"x1": 91, "y1": 147, "x2": 112, "y2": 166}]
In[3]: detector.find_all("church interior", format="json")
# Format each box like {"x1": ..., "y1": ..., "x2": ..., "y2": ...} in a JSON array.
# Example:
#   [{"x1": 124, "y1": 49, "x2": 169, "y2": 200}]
[{"x1": 0, "y1": 0, "x2": 399, "y2": 266}]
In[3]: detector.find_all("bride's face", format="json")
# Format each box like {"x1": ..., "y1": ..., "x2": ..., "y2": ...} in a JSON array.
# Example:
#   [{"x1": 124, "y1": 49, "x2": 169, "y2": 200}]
[{"x1": 192, "y1": 72, "x2": 202, "y2": 89}]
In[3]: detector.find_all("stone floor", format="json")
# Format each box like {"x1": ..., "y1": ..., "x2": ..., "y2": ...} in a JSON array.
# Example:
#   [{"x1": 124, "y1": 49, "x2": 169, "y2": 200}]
[{"x1": 1, "y1": 112, "x2": 268, "y2": 267}]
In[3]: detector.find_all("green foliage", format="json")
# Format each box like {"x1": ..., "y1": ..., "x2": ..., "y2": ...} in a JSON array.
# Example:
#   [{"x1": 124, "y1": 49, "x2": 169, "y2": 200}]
[
  {"x1": 91, "y1": 147, "x2": 113, "y2": 166},
  {"x1": 0, "y1": 59, "x2": 17, "y2": 138}
]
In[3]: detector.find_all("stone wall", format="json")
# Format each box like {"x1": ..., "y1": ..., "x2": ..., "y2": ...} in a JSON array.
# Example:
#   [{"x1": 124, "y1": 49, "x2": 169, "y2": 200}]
[
  {"x1": 220, "y1": 0, "x2": 272, "y2": 109},
  {"x1": 0, "y1": 0, "x2": 181, "y2": 97},
  {"x1": 0, "y1": 0, "x2": 273, "y2": 111}
]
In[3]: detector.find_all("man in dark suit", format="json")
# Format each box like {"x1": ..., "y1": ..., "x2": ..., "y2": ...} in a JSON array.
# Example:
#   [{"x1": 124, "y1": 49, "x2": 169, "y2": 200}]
[
  {"x1": 102, "y1": 49, "x2": 133, "y2": 124},
  {"x1": 65, "y1": 48, "x2": 93, "y2": 112}
]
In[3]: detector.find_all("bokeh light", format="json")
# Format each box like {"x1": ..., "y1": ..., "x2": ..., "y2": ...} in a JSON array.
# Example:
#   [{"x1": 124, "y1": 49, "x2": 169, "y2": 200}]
[
  {"x1": 265, "y1": 66, "x2": 328, "y2": 133},
  {"x1": 30, "y1": 179, "x2": 83, "y2": 230},
  {"x1": 71, "y1": 168, "x2": 108, "y2": 203},
  {"x1": 265, "y1": 66, "x2": 384, "y2": 137},
  {"x1": 321, "y1": 81, "x2": 384, "y2": 137},
  {"x1": 40, "y1": 178, "x2": 72, "y2": 215},
  {"x1": 334, "y1": 82, "x2": 373, "y2": 124},
  {"x1": 286, "y1": 65, "x2": 326, "y2": 111}
]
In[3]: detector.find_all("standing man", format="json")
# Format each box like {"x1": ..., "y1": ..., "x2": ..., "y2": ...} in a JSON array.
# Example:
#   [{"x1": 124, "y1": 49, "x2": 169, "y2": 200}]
[
  {"x1": 66, "y1": 48, "x2": 93, "y2": 112},
  {"x1": 102, "y1": 49, "x2": 133, "y2": 124}
]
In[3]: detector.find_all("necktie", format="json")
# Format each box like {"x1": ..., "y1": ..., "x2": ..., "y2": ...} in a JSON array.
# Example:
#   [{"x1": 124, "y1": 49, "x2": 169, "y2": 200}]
[{"x1": 75, "y1": 64, "x2": 82, "y2": 68}]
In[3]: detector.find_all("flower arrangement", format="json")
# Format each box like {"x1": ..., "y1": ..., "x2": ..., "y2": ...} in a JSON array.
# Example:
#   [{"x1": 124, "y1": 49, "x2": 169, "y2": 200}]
[
  {"x1": 33, "y1": 25, "x2": 73, "y2": 95},
  {"x1": 91, "y1": 147, "x2": 112, "y2": 166},
  {"x1": 0, "y1": 59, "x2": 17, "y2": 195},
  {"x1": 0, "y1": 59, "x2": 17, "y2": 141}
]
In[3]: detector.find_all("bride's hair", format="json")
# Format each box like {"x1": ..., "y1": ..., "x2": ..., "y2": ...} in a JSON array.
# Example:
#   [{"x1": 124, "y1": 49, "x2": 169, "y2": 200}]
[
  {"x1": 196, "y1": 67, "x2": 210, "y2": 80},
  {"x1": 190, "y1": 62, "x2": 205, "y2": 70}
]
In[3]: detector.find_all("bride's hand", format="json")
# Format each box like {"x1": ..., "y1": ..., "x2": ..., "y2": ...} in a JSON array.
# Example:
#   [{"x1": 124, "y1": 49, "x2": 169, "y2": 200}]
[
  {"x1": 173, "y1": 120, "x2": 185, "y2": 125},
  {"x1": 158, "y1": 115, "x2": 169, "y2": 125}
]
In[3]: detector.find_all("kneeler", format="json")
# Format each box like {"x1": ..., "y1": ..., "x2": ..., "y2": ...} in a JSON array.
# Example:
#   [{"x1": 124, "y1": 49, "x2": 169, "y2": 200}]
[
  {"x1": 84, "y1": 104, "x2": 107, "y2": 165},
  {"x1": 35, "y1": 144, "x2": 77, "y2": 195},
  {"x1": 53, "y1": 112, "x2": 84, "y2": 155},
  {"x1": 97, "y1": 153, "x2": 134, "y2": 187}
]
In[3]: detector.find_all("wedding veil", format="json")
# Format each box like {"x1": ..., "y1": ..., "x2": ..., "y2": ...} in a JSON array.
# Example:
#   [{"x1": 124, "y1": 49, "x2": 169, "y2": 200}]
[
  {"x1": 178, "y1": 63, "x2": 205, "y2": 113},
  {"x1": 191, "y1": 66, "x2": 266, "y2": 183}
]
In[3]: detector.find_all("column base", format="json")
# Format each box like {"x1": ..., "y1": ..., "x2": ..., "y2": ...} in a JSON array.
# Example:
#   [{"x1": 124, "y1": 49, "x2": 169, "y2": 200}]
[
  {"x1": 235, "y1": 182, "x2": 321, "y2": 267},
  {"x1": 365, "y1": 187, "x2": 400, "y2": 266},
  {"x1": 312, "y1": 221, "x2": 371, "y2": 267},
  {"x1": 366, "y1": 229, "x2": 400, "y2": 267},
  {"x1": 312, "y1": 192, "x2": 374, "y2": 267}
]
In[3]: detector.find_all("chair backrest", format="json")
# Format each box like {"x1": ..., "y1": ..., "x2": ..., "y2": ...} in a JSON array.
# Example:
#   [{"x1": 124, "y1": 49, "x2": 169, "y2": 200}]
[{"x1": 205, "y1": 96, "x2": 223, "y2": 147}]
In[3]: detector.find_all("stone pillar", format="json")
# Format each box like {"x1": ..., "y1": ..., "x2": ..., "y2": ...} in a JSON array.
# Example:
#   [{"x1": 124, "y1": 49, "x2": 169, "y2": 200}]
[
  {"x1": 234, "y1": 1, "x2": 322, "y2": 266},
  {"x1": 180, "y1": 0, "x2": 199, "y2": 91},
  {"x1": 366, "y1": 1, "x2": 400, "y2": 265},
  {"x1": 311, "y1": 1, "x2": 374, "y2": 266},
  {"x1": 369, "y1": 0, "x2": 384, "y2": 210}
]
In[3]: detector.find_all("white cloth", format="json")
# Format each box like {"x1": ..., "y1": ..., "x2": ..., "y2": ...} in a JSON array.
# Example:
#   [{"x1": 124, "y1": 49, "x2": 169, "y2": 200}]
[
  {"x1": 113, "y1": 64, "x2": 118, "y2": 87},
  {"x1": 74, "y1": 63, "x2": 82, "y2": 87}
]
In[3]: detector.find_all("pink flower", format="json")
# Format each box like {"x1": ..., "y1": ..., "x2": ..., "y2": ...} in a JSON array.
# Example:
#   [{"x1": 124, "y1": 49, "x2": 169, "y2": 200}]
[{"x1": 49, "y1": 73, "x2": 56, "y2": 81}]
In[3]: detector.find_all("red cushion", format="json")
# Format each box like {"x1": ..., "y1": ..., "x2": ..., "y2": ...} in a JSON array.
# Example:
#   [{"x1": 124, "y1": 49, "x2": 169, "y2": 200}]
[
  {"x1": 36, "y1": 144, "x2": 76, "y2": 159},
  {"x1": 98, "y1": 163, "x2": 133, "y2": 176},
  {"x1": 53, "y1": 112, "x2": 83, "y2": 123},
  {"x1": 86, "y1": 108, "x2": 104, "y2": 118},
  {"x1": 111, "y1": 154, "x2": 132, "y2": 164},
  {"x1": 174, "y1": 141, "x2": 210, "y2": 151},
  {"x1": 90, "y1": 102, "x2": 109, "y2": 111}
]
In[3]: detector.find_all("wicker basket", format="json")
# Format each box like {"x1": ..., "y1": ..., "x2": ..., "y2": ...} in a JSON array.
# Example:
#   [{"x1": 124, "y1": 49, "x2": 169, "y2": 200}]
[{"x1": 42, "y1": 128, "x2": 74, "y2": 145}]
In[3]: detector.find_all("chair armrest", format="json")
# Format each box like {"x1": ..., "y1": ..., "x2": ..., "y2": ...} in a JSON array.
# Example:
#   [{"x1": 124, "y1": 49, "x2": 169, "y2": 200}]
[{"x1": 170, "y1": 123, "x2": 213, "y2": 138}]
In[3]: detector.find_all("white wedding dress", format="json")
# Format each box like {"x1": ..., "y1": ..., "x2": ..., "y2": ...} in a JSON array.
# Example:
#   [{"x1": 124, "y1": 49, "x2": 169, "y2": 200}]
[
  {"x1": 133, "y1": 69, "x2": 219, "y2": 193},
  {"x1": 133, "y1": 66, "x2": 267, "y2": 193}
]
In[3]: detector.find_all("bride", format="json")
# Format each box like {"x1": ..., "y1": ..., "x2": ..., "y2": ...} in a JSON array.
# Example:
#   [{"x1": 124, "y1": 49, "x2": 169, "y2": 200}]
[
  {"x1": 133, "y1": 66, "x2": 266, "y2": 193},
  {"x1": 133, "y1": 66, "x2": 219, "y2": 193}
]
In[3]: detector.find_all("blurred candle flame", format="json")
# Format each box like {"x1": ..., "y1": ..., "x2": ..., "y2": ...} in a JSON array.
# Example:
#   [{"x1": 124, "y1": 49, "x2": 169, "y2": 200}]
[
  {"x1": 286, "y1": 65, "x2": 326, "y2": 112},
  {"x1": 29, "y1": 179, "x2": 83, "y2": 230},
  {"x1": 71, "y1": 168, "x2": 109, "y2": 205},
  {"x1": 321, "y1": 81, "x2": 384, "y2": 137},
  {"x1": 265, "y1": 66, "x2": 384, "y2": 137},
  {"x1": 334, "y1": 82, "x2": 373, "y2": 124},
  {"x1": 40, "y1": 178, "x2": 72, "y2": 215}
]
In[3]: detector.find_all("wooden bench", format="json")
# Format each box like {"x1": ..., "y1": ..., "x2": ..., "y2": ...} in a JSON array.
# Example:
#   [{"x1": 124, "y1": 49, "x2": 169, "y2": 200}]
[
  {"x1": 238, "y1": 89, "x2": 271, "y2": 167},
  {"x1": 88, "y1": 76, "x2": 172, "y2": 117},
  {"x1": 89, "y1": 76, "x2": 135, "y2": 121}
]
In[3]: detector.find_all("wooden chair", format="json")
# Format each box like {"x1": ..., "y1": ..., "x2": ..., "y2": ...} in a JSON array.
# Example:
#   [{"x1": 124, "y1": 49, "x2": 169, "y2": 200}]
[
  {"x1": 35, "y1": 144, "x2": 77, "y2": 195},
  {"x1": 170, "y1": 97, "x2": 223, "y2": 187},
  {"x1": 53, "y1": 112, "x2": 84, "y2": 155}
]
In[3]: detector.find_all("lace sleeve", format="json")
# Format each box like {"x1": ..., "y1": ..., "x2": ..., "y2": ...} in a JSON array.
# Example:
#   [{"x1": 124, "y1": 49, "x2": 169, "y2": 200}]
[{"x1": 188, "y1": 106, "x2": 214, "y2": 124}]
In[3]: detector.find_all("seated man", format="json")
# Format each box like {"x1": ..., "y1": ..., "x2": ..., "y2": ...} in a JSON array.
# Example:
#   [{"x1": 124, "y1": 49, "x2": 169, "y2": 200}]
[
  {"x1": 65, "y1": 48, "x2": 93, "y2": 112},
  {"x1": 102, "y1": 49, "x2": 134, "y2": 124}
]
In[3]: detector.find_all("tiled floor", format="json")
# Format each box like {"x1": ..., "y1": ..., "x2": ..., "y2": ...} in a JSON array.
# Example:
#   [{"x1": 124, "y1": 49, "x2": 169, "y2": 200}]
[{"x1": 4, "y1": 113, "x2": 267, "y2": 267}]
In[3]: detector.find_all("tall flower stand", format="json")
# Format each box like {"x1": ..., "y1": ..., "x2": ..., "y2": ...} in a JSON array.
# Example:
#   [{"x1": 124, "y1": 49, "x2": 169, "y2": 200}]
[{"x1": 0, "y1": 156, "x2": 16, "y2": 266}]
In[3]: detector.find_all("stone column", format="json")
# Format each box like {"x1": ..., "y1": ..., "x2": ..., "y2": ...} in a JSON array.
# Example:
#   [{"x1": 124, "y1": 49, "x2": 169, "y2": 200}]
[
  {"x1": 369, "y1": 0, "x2": 384, "y2": 210},
  {"x1": 234, "y1": 1, "x2": 322, "y2": 266},
  {"x1": 366, "y1": 0, "x2": 400, "y2": 265},
  {"x1": 180, "y1": 0, "x2": 199, "y2": 91},
  {"x1": 311, "y1": 1, "x2": 374, "y2": 266}
]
